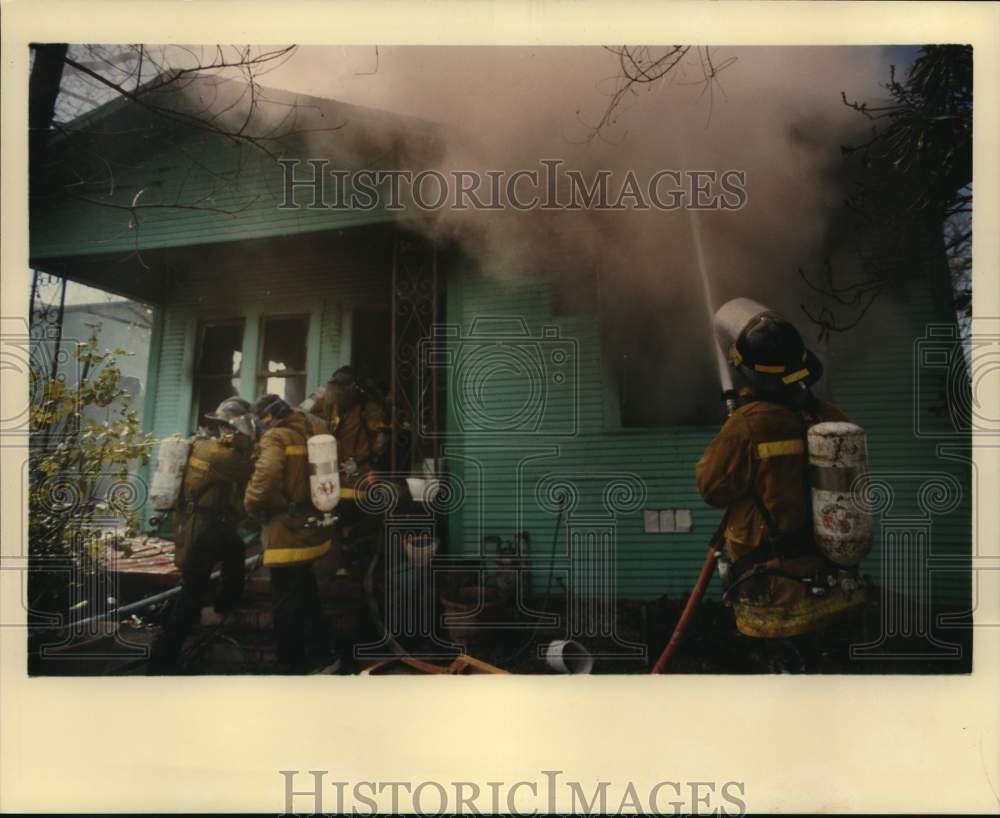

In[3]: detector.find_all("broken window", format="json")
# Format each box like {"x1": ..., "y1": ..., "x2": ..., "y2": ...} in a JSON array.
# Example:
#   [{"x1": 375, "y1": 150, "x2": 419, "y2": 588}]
[
  {"x1": 193, "y1": 319, "x2": 244, "y2": 426},
  {"x1": 257, "y1": 315, "x2": 309, "y2": 406},
  {"x1": 601, "y1": 277, "x2": 726, "y2": 428}
]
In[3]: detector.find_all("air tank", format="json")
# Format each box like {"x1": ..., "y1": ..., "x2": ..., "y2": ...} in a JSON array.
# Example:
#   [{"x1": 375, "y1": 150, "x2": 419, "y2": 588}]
[
  {"x1": 149, "y1": 435, "x2": 191, "y2": 511},
  {"x1": 307, "y1": 433, "x2": 341, "y2": 512},
  {"x1": 807, "y1": 421, "x2": 872, "y2": 567}
]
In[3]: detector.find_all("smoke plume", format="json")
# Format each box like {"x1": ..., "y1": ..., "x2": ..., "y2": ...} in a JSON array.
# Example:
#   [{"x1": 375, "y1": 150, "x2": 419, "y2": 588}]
[{"x1": 264, "y1": 46, "x2": 894, "y2": 422}]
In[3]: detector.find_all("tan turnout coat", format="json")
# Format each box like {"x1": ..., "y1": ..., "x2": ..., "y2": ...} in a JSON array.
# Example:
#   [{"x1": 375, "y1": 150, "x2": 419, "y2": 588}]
[
  {"x1": 172, "y1": 434, "x2": 251, "y2": 569},
  {"x1": 243, "y1": 411, "x2": 334, "y2": 567},
  {"x1": 695, "y1": 393, "x2": 863, "y2": 637}
]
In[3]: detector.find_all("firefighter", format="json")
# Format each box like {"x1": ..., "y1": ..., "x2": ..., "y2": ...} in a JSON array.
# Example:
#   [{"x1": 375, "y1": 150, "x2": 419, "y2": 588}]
[
  {"x1": 695, "y1": 307, "x2": 865, "y2": 670},
  {"x1": 310, "y1": 366, "x2": 391, "y2": 578},
  {"x1": 313, "y1": 366, "x2": 390, "y2": 485},
  {"x1": 147, "y1": 397, "x2": 254, "y2": 674},
  {"x1": 244, "y1": 394, "x2": 339, "y2": 674}
]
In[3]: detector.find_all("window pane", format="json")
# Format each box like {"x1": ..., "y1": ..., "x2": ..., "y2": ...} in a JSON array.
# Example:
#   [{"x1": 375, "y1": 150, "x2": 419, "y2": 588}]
[
  {"x1": 193, "y1": 319, "x2": 244, "y2": 429},
  {"x1": 259, "y1": 316, "x2": 308, "y2": 375},
  {"x1": 196, "y1": 322, "x2": 244, "y2": 377},
  {"x1": 261, "y1": 374, "x2": 306, "y2": 407},
  {"x1": 196, "y1": 377, "x2": 241, "y2": 425}
]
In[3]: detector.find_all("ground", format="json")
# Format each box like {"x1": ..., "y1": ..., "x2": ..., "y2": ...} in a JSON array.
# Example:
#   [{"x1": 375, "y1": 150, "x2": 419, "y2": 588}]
[{"x1": 28, "y1": 539, "x2": 973, "y2": 676}]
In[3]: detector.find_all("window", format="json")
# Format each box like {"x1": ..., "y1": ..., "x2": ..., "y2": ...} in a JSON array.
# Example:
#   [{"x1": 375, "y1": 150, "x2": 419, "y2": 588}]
[
  {"x1": 193, "y1": 319, "x2": 244, "y2": 425},
  {"x1": 602, "y1": 281, "x2": 725, "y2": 427},
  {"x1": 257, "y1": 315, "x2": 309, "y2": 406}
]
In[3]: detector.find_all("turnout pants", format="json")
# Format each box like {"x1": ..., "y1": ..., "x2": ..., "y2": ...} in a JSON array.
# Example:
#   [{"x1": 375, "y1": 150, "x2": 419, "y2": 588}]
[
  {"x1": 269, "y1": 562, "x2": 333, "y2": 673},
  {"x1": 148, "y1": 522, "x2": 246, "y2": 674}
]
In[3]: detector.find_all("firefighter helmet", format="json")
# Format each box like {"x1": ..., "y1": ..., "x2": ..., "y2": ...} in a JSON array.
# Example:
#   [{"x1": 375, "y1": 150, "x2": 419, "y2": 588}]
[
  {"x1": 729, "y1": 310, "x2": 822, "y2": 389},
  {"x1": 328, "y1": 366, "x2": 358, "y2": 387},
  {"x1": 204, "y1": 397, "x2": 254, "y2": 438},
  {"x1": 714, "y1": 298, "x2": 823, "y2": 393},
  {"x1": 729, "y1": 310, "x2": 823, "y2": 389},
  {"x1": 326, "y1": 366, "x2": 361, "y2": 411},
  {"x1": 251, "y1": 394, "x2": 294, "y2": 437}
]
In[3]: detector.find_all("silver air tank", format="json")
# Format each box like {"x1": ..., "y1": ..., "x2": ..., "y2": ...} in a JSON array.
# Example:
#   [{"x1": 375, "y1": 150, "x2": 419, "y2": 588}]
[
  {"x1": 307, "y1": 433, "x2": 341, "y2": 512},
  {"x1": 807, "y1": 421, "x2": 872, "y2": 566},
  {"x1": 149, "y1": 434, "x2": 191, "y2": 511}
]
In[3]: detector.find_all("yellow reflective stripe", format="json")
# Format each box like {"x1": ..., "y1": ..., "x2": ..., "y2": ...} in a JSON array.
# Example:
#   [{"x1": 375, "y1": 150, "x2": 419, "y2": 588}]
[
  {"x1": 285, "y1": 445, "x2": 308, "y2": 455},
  {"x1": 340, "y1": 487, "x2": 358, "y2": 500},
  {"x1": 757, "y1": 439, "x2": 804, "y2": 458},
  {"x1": 734, "y1": 587, "x2": 865, "y2": 638},
  {"x1": 188, "y1": 457, "x2": 210, "y2": 470},
  {"x1": 782, "y1": 368, "x2": 809, "y2": 384},
  {"x1": 729, "y1": 344, "x2": 742, "y2": 365},
  {"x1": 262, "y1": 540, "x2": 332, "y2": 566},
  {"x1": 753, "y1": 363, "x2": 786, "y2": 374}
]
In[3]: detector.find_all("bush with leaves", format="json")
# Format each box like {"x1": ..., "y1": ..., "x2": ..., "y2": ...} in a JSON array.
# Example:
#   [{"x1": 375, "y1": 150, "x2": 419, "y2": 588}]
[{"x1": 28, "y1": 338, "x2": 155, "y2": 626}]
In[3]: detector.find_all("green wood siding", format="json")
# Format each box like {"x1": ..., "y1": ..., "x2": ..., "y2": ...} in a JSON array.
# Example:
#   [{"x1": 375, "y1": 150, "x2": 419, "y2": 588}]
[
  {"x1": 444, "y1": 267, "x2": 971, "y2": 607},
  {"x1": 30, "y1": 135, "x2": 396, "y2": 262}
]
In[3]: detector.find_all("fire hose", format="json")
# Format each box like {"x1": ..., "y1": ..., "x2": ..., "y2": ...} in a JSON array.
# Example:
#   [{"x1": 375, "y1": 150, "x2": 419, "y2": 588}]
[
  {"x1": 650, "y1": 196, "x2": 733, "y2": 675},
  {"x1": 650, "y1": 521, "x2": 725, "y2": 674},
  {"x1": 650, "y1": 380, "x2": 737, "y2": 674}
]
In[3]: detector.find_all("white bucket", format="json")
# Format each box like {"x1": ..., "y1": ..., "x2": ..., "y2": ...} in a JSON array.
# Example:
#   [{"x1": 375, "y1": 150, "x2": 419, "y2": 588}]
[
  {"x1": 406, "y1": 477, "x2": 441, "y2": 504},
  {"x1": 545, "y1": 639, "x2": 594, "y2": 674}
]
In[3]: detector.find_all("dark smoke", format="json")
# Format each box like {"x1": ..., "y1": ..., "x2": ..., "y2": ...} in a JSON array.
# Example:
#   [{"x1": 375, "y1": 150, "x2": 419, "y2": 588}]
[{"x1": 256, "y1": 47, "x2": 895, "y2": 422}]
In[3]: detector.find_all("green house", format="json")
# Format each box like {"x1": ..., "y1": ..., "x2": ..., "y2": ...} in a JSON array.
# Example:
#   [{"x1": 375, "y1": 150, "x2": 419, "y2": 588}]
[{"x1": 30, "y1": 77, "x2": 972, "y2": 653}]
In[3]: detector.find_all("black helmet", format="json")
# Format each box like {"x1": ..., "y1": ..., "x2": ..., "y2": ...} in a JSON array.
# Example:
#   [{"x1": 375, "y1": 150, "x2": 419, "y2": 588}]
[
  {"x1": 252, "y1": 393, "x2": 292, "y2": 421},
  {"x1": 204, "y1": 397, "x2": 254, "y2": 437},
  {"x1": 729, "y1": 311, "x2": 823, "y2": 390},
  {"x1": 326, "y1": 366, "x2": 361, "y2": 410},
  {"x1": 328, "y1": 366, "x2": 358, "y2": 388}
]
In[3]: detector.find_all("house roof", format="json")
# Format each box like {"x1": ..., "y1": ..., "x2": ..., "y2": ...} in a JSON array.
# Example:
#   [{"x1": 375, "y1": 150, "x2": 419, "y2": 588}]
[{"x1": 30, "y1": 73, "x2": 443, "y2": 265}]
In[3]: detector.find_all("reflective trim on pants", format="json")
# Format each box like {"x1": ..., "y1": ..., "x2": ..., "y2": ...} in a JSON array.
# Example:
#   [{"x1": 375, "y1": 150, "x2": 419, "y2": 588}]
[{"x1": 262, "y1": 540, "x2": 332, "y2": 567}]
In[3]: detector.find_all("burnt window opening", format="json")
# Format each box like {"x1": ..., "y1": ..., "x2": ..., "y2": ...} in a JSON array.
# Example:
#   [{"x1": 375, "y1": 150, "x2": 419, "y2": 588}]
[
  {"x1": 350, "y1": 308, "x2": 391, "y2": 393},
  {"x1": 193, "y1": 319, "x2": 244, "y2": 427},
  {"x1": 257, "y1": 315, "x2": 309, "y2": 407},
  {"x1": 601, "y1": 283, "x2": 726, "y2": 428}
]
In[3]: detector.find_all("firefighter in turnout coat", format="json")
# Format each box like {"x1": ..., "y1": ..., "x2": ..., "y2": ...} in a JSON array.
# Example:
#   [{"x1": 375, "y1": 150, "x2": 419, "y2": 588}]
[
  {"x1": 310, "y1": 365, "x2": 389, "y2": 490},
  {"x1": 148, "y1": 397, "x2": 253, "y2": 674},
  {"x1": 307, "y1": 366, "x2": 390, "y2": 577},
  {"x1": 695, "y1": 308, "x2": 865, "y2": 666},
  {"x1": 244, "y1": 394, "x2": 339, "y2": 673}
]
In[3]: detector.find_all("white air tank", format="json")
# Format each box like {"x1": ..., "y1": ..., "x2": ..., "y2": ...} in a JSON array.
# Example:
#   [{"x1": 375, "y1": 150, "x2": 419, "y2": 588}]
[
  {"x1": 149, "y1": 435, "x2": 191, "y2": 511},
  {"x1": 307, "y1": 433, "x2": 341, "y2": 511},
  {"x1": 807, "y1": 421, "x2": 872, "y2": 567}
]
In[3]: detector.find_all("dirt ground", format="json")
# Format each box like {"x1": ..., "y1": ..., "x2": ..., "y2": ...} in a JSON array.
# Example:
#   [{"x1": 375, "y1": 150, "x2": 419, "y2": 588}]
[{"x1": 29, "y1": 570, "x2": 973, "y2": 676}]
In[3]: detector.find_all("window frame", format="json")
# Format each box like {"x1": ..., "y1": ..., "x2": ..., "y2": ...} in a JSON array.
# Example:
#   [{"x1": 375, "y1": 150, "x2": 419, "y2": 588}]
[
  {"x1": 254, "y1": 312, "x2": 311, "y2": 405},
  {"x1": 191, "y1": 316, "x2": 245, "y2": 428}
]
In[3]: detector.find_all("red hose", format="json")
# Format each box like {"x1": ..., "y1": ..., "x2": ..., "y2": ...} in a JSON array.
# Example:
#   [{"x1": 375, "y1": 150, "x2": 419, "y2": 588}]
[{"x1": 650, "y1": 543, "x2": 719, "y2": 674}]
